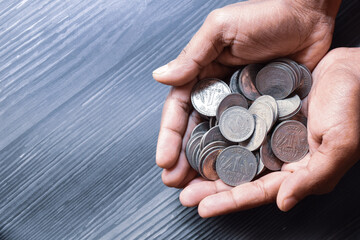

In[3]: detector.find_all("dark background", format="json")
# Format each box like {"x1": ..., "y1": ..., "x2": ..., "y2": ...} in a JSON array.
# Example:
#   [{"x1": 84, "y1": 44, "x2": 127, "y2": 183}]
[{"x1": 0, "y1": 0, "x2": 360, "y2": 239}]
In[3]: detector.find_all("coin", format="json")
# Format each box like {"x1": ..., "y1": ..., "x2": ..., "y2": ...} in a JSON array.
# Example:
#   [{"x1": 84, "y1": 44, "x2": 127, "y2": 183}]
[
  {"x1": 216, "y1": 93, "x2": 248, "y2": 120},
  {"x1": 271, "y1": 120, "x2": 309, "y2": 162},
  {"x1": 275, "y1": 58, "x2": 302, "y2": 88},
  {"x1": 191, "y1": 122, "x2": 209, "y2": 137},
  {"x1": 239, "y1": 115, "x2": 267, "y2": 151},
  {"x1": 219, "y1": 106, "x2": 255, "y2": 142},
  {"x1": 238, "y1": 63, "x2": 263, "y2": 101},
  {"x1": 255, "y1": 63, "x2": 295, "y2": 99},
  {"x1": 255, "y1": 95, "x2": 278, "y2": 123},
  {"x1": 295, "y1": 64, "x2": 312, "y2": 99},
  {"x1": 209, "y1": 117, "x2": 217, "y2": 128},
  {"x1": 200, "y1": 126, "x2": 229, "y2": 150},
  {"x1": 248, "y1": 101, "x2": 275, "y2": 132},
  {"x1": 200, "y1": 148, "x2": 222, "y2": 180},
  {"x1": 186, "y1": 134, "x2": 203, "y2": 171},
  {"x1": 191, "y1": 78, "x2": 231, "y2": 117},
  {"x1": 199, "y1": 140, "x2": 229, "y2": 157},
  {"x1": 288, "y1": 112, "x2": 307, "y2": 127},
  {"x1": 216, "y1": 146, "x2": 258, "y2": 186},
  {"x1": 229, "y1": 68, "x2": 243, "y2": 93},
  {"x1": 255, "y1": 151, "x2": 266, "y2": 176},
  {"x1": 260, "y1": 135, "x2": 283, "y2": 171},
  {"x1": 198, "y1": 145, "x2": 223, "y2": 173},
  {"x1": 192, "y1": 143, "x2": 201, "y2": 172},
  {"x1": 277, "y1": 94, "x2": 302, "y2": 120}
]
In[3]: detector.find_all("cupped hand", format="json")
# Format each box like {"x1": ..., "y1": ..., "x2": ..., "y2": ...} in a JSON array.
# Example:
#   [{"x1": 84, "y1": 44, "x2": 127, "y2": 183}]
[
  {"x1": 179, "y1": 47, "x2": 360, "y2": 217},
  {"x1": 153, "y1": 0, "x2": 341, "y2": 188}
]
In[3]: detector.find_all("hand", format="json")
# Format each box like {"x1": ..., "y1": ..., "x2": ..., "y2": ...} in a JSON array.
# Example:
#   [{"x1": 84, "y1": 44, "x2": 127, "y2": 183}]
[
  {"x1": 153, "y1": 0, "x2": 341, "y2": 188},
  {"x1": 179, "y1": 47, "x2": 360, "y2": 217}
]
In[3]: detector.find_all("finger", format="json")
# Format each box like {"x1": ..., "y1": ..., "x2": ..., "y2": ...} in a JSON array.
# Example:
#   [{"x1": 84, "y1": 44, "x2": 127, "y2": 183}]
[
  {"x1": 185, "y1": 176, "x2": 207, "y2": 187},
  {"x1": 160, "y1": 109, "x2": 202, "y2": 187},
  {"x1": 156, "y1": 82, "x2": 194, "y2": 169},
  {"x1": 180, "y1": 179, "x2": 232, "y2": 207},
  {"x1": 198, "y1": 171, "x2": 289, "y2": 218},
  {"x1": 162, "y1": 165, "x2": 198, "y2": 188},
  {"x1": 153, "y1": 9, "x2": 232, "y2": 86}
]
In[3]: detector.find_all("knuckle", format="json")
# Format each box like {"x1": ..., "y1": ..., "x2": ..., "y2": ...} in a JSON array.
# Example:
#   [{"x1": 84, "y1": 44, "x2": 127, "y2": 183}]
[{"x1": 206, "y1": 9, "x2": 228, "y2": 29}]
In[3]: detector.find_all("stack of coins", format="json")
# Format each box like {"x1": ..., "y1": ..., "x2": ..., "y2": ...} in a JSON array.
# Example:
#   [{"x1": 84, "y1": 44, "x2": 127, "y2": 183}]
[{"x1": 186, "y1": 59, "x2": 311, "y2": 186}]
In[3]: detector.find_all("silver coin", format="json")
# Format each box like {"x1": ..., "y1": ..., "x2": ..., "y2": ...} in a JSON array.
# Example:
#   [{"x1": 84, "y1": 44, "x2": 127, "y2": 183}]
[
  {"x1": 191, "y1": 122, "x2": 209, "y2": 137},
  {"x1": 275, "y1": 58, "x2": 302, "y2": 89},
  {"x1": 200, "y1": 126, "x2": 229, "y2": 150},
  {"x1": 255, "y1": 63, "x2": 295, "y2": 100},
  {"x1": 248, "y1": 101, "x2": 275, "y2": 133},
  {"x1": 239, "y1": 115, "x2": 267, "y2": 151},
  {"x1": 276, "y1": 95, "x2": 302, "y2": 120},
  {"x1": 255, "y1": 151, "x2": 266, "y2": 176},
  {"x1": 295, "y1": 64, "x2": 312, "y2": 99},
  {"x1": 219, "y1": 106, "x2": 255, "y2": 142},
  {"x1": 255, "y1": 95, "x2": 278, "y2": 123},
  {"x1": 186, "y1": 134, "x2": 203, "y2": 171},
  {"x1": 199, "y1": 141, "x2": 230, "y2": 160},
  {"x1": 229, "y1": 68, "x2": 243, "y2": 93},
  {"x1": 192, "y1": 143, "x2": 201, "y2": 172},
  {"x1": 209, "y1": 117, "x2": 217, "y2": 128},
  {"x1": 216, "y1": 146, "x2": 258, "y2": 186},
  {"x1": 191, "y1": 78, "x2": 231, "y2": 117},
  {"x1": 216, "y1": 93, "x2": 248, "y2": 120}
]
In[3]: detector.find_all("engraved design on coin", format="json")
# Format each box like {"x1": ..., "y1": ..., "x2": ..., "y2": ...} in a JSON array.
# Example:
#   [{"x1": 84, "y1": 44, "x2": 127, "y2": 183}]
[
  {"x1": 219, "y1": 106, "x2": 255, "y2": 142},
  {"x1": 191, "y1": 78, "x2": 231, "y2": 117},
  {"x1": 271, "y1": 120, "x2": 308, "y2": 162},
  {"x1": 216, "y1": 146, "x2": 257, "y2": 186}
]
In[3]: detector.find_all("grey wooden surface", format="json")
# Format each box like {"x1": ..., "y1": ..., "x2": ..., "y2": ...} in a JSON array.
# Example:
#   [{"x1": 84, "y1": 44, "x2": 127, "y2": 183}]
[{"x1": 0, "y1": 0, "x2": 360, "y2": 239}]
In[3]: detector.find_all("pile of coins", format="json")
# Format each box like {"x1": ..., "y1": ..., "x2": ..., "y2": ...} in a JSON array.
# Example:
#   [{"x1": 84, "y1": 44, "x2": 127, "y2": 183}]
[{"x1": 186, "y1": 59, "x2": 311, "y2": 187}]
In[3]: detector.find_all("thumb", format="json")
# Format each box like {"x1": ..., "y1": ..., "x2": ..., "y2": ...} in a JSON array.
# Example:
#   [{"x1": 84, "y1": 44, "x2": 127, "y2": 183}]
[
  {"x1": 277, "y1": 150, "x2": 341, "y2": 212},
  {"x1": 153, "y1": 10, "x2": 229, "y2": 86}
]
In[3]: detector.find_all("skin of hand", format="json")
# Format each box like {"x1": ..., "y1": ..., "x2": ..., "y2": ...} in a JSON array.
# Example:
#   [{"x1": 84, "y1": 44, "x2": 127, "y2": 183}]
[
  {"x1": 153, "y1": 0, "x2": 341, "y2": 188},
  {"x1": 178, "y1": 47, "x2": 360, "y2": 217}
]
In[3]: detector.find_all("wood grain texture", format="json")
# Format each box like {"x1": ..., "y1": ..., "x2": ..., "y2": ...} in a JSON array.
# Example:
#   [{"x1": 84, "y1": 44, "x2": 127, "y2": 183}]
[{"x1": 0, "y1": 0, "x2": 359, "y2": 239}]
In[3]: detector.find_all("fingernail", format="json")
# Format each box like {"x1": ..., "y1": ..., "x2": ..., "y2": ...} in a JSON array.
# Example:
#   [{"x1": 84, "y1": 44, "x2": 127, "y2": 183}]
[
  {"x1": 283, "y1": 197, "x2": 297, "y2": 211},
  {"x1": 153, "y1": 64, "x2": 169, "y2": 75}
]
